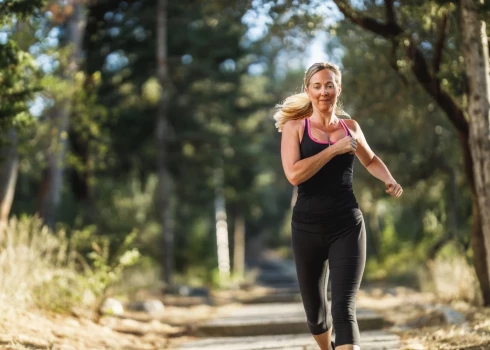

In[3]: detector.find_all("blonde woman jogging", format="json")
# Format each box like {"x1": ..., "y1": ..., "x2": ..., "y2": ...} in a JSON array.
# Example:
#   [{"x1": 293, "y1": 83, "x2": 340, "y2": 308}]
[{"x1": 275, "y1": 62, "x2": 403, "y2": 350}]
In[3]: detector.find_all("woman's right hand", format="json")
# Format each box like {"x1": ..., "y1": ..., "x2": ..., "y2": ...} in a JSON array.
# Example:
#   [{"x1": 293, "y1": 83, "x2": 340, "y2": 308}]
[{"x1": 333, "y1": 136, "x2": 357, "y2": 155}]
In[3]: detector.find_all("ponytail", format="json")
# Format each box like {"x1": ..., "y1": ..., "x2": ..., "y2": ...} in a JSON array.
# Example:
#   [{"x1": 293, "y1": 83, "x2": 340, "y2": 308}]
[{"x1": 273, "y1": 92, "x2": 312, "y2": 132}]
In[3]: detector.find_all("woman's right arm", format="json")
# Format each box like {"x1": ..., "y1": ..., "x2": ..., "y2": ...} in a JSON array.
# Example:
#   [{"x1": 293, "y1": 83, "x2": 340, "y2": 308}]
[{"x1": 280, "y1": 120, "x2": 350, "y2": 186}]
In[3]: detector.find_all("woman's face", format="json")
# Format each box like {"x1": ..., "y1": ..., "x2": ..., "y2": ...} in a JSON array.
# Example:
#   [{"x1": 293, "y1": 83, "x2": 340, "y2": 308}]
[{"x1": 305, "y1": 69, "x2": 341, "y2": 113}]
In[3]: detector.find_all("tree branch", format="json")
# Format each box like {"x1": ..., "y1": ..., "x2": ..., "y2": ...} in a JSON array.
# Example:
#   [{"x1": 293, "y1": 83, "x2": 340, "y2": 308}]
[
  {"x1": 433, "y1": 11, "x2": 448, "y2": 76},
  {"x1": 332, "y1": 0, "x2": 469, "y2": 135},
  {"x1": 389, "y1": 40, "x2": 408, "y2": 85},
  {"x1": 385, "y1": 0, "x2": 396, "y2": 24},
  {"x1": 333, "y1": 0, "x2": 403, "y2": 38},
  {"x1": 406, "y1": 40, "x2": 468, "y2": 134}
]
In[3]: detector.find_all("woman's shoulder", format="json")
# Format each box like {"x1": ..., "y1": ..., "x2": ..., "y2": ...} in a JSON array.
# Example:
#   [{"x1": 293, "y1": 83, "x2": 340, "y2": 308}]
[
  {"x1": 282, "y1": 118, "x2": 306, "y2": 143},
  {"x1": 283, "y1": 118, "x2": 305, "y2": 133},
  {"x1": 342, "y1": 118, "x2": 361, "y2": 131},
  {"x1": 342, "y1": 118, "x2": 365, "y2": 139}
]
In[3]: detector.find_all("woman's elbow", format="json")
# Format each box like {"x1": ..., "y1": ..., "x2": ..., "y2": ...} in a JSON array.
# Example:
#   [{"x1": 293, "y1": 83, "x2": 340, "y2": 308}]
[
  {"x1": 286, "y1": 174, "x2": 300, "y2": 186},
  {"x1": 364, "y1": 155, "x2": 377, "y2": 169}
]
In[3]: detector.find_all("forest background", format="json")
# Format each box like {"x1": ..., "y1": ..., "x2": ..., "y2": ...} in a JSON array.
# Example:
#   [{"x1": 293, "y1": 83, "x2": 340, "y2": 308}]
[{"x1": 1, "y1": 0, "x2": 490, "y2": 315}]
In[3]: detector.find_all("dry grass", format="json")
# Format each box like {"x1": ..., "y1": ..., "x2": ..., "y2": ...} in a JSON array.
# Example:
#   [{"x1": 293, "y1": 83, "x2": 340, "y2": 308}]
[
  {"x1": 0, "y1": 216, "x2": 216, "y2": 349},
  {"x1": 0, "y1": 216, "x2": 80, "y2": 314},
  {"x1": 420, "y1": 255, "x2": 482, "y2": 305}
]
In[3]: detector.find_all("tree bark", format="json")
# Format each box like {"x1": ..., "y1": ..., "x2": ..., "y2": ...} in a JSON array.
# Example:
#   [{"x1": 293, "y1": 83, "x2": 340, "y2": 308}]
[
  {"x1": 233, "y1": 213, "x2": 246, "y2": 279},
  {"x1": 156, "y1": 0, "x2": 174, "y2": 288},
  {"x1": 214, "y1": 166, "x2": 231, "y2": 283},
  {"x1": 69, "y1": 119, "x2": 95, "y2": 224},
  {"x1": 461, "y1": 0, "x2": 490, "y2": 303},
  {"x1": 0, "y1": 129, "x2": 18, "y2": 239},
  {"x1": 39, "y1": 1, "x2": 87, "y2": 229}
]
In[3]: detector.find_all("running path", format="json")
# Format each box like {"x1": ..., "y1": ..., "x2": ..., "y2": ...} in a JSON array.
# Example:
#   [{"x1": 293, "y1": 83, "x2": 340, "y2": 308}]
[
  {"x1": 177, "y1": 331, "x2": 400, "y2": 350},
  {"x1": 174, "y1": 302, "x2": 400, "y2": 349},
  {"x1": 174, "y1": 257, "x2": 400, "y2": 349},
  {"x1": 194, "y1": 303, "x2": 384, "y2": 337}
]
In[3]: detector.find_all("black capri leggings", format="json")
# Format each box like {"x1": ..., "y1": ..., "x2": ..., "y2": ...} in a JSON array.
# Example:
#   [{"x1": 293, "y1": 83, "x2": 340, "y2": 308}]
[{"x1": 291, "y1": 218, "x2": 366, "y2": 347}]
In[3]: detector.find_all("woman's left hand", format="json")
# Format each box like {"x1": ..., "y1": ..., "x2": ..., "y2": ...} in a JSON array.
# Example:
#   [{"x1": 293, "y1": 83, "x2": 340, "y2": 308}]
[{"x1": 385, "y1": 181, "x2": 403, "y2": 198}]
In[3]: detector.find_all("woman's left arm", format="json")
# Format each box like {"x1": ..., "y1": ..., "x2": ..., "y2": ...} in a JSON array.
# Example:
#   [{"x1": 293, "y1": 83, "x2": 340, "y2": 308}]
[{"x1": 344, "y1": 119, "x2": 403, "y2": 198}]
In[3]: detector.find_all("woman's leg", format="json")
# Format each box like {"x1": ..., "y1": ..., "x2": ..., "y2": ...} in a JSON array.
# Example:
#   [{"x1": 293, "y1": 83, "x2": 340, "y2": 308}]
[
  {"x1": 291, "y1": 224, "x2": 332, "y2": 349},
  {"x1": 328, "y1": 220, "x2": 366, "y2": 349},
  {"x1": 312, "y1": 329, "x2": 334, "y2": 350}
]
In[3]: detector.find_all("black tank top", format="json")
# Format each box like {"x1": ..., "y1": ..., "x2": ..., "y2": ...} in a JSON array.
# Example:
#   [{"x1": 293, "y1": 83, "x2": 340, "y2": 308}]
[{"x1": 292, "y1": 118, "x2": 362, "y2": 226}]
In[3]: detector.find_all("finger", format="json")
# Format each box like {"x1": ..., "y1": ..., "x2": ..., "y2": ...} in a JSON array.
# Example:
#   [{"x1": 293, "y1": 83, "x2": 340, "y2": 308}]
[
  {"x1": 393, "y1": 186, "x2": 402, "y2": 197},
  {"x1": 386, "y1": 184, "x2": 396, "y2": 195}
]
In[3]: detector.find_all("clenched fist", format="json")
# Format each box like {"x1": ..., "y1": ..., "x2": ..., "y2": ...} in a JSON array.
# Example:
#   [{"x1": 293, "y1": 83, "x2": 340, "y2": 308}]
[
  {"x1": 385, "y1": 181, "x2": 403, "y2": 198},
  {"x1": 333, "y1": 136, "x2": 357, "y2": 155}
]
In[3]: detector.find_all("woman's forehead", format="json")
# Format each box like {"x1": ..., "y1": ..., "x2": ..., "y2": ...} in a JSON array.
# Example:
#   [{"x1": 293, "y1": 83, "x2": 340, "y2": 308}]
[{"x1": 309, "y1": 69, "x2": 336, "y2": 82}]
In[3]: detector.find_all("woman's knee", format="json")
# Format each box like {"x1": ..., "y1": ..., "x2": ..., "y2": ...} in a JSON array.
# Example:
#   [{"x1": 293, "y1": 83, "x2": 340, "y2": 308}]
[
  {"x1": 307, "y1": 317, "x2": 331, "y2": 335},
  {"x1": 331, "y1": 297, "x2": 356, "y2": 323}
]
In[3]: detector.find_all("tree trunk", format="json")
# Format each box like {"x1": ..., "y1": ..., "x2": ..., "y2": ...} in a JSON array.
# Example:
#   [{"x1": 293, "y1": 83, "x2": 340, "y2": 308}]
[
  {"x1": 214, "y1": 167, "x2": 231, "y2": 284},
  {"x1": 39, "y1": 1, "x2": 87, "y2": 229},
  {"x1": 0, "y1": 129, "x2": 18, "y2": 239},
  {"x1": 69, "y1": 124, "x2": 95, "y2": 224},
  {"x1": 461, "y1": 0, "x2": 490, "y2": 304},
  {"x1": 233, "y1": 213, "x2": 245, "y2": 279},
  {"x1": 156, "y1": 0, "x2": 174, "y2": 288}
]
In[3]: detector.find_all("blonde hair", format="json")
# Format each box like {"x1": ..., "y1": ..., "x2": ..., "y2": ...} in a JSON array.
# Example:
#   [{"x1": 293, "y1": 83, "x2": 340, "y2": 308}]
[{"x1": 273, "y1": 62, "x2": 348, "y2": 132}]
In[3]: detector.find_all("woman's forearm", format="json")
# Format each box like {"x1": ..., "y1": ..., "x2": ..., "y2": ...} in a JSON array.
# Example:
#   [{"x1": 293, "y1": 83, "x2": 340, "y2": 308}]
[
  {"x1": 366, "y1": 156, "x2": 396, "y2": 184},
  {"x1": 288, "y1": 147, "x2": 339, "y2": 186}
]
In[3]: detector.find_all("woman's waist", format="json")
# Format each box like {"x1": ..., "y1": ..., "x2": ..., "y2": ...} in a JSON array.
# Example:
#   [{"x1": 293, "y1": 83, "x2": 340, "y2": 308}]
[
  {"x1": 292, "y1": 206, "x2": 362, "y2": 227},
  {"x1": 293, "y1": 191, "x2": 358, "y2": 213},
  {"x1": 296, "y1": 187, "x2": 356, "y2": 201}
]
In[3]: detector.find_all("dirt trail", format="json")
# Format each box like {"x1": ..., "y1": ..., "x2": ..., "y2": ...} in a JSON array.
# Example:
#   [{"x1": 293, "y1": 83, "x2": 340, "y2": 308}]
[{"x1": 1, "y1": 286, "x2": 489, "y2": 349}]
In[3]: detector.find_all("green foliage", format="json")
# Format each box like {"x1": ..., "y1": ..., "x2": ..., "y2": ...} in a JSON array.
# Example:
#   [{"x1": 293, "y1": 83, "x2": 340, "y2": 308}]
[
  {"x1": 0, "y1": 0, "x2": 45, "y2": 21},
  {"x1": 76, "y1": 0, "x2": 294, "y2": 276},
  {"x1": 0, "y1": 0, "x2": 44, "y2": 143},
  {"x1": 0, "y1": 41, "x2": 39, "y2": 133},
  {"x1": 83, "y1": 230, "x2": 141, "y2": 297},
  {"x1": 5, "y1": 0, "x2": 481, "y2": 291}
]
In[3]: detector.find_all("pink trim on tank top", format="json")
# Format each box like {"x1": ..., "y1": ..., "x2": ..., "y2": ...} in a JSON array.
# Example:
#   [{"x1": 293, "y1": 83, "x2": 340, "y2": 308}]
[
  {"x1": 307, "y1": 118, "x2": 349, "y2": 145},
  {"x1": 340, "y1": 119, "x2": 351, "y2": 137}
]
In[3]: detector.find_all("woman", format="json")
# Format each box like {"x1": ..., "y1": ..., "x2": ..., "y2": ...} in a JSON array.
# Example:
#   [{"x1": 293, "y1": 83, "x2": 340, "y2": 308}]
[{"x1": 274, "y1": 62, "x2": 402, "y2": 350}]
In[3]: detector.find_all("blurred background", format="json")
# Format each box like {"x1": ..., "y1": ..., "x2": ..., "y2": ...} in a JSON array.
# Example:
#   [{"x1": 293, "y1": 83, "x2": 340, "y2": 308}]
[{"x1": 1, "y1": 0, "x2": 489, "y2": 316}]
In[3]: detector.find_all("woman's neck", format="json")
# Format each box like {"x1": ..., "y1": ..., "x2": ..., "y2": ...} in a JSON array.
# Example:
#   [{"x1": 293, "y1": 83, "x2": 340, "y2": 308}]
[{"x1": 310, "y1": 110, "x2": 338, "y2": 127}]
